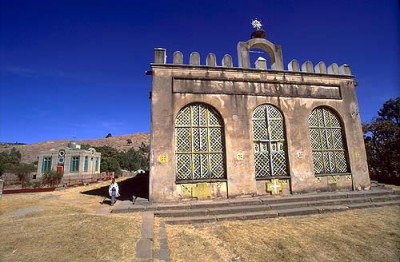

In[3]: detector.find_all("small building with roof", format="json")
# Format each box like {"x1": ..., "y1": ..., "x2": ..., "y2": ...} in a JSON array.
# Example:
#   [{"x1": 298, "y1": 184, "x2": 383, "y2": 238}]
[{"x1": 36, "y1": 140, "x2": 101, "y2": 181}]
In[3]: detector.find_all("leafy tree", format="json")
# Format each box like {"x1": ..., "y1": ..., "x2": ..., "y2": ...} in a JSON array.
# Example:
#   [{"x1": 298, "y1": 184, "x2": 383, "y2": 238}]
[
  {"x1": 118, "y1": 148, "x2": 142, "y2": 171},
  {"x1": 12, "y1": 163, "x2": 36, "y2": 187},
  {"x1": 93, "y1": 146, "x2": 121, "y2": 173},
  {"x1": 101, "y1": 157, "x2": 121, "y2": 173},
  {"x1": 0, "y1": 148, "x2": 23, "y2": 176},
  {"x1": 363, "y1": 97, "x2": 400, "y2": 185},
  {"x1": 82, "y1": 144, "x2": 150, "y2": 173}
]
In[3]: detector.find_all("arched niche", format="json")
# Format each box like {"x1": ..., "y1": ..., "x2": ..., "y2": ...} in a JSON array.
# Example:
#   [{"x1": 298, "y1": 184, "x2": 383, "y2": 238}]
[{"x1": 237, "y1": 38, "x2": 284, "y2": 70}]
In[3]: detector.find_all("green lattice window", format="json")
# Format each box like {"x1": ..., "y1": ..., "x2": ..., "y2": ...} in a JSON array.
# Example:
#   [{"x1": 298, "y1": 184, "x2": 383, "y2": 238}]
[
  {"x1": 252, "y1": 104, "x2": 289, "y2": 178},
  {"x1": 175, "y1": 103, "x2": 226, "y2": 181},
  {"x1": 309, "y1": 107, "x2": 350, "y2": 175}
]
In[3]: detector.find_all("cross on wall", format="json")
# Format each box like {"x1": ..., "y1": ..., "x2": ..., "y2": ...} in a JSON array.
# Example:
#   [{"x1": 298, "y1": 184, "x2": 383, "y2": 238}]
[{"x1": 267, "y1": 179, "x2": 282, "y2": 195}]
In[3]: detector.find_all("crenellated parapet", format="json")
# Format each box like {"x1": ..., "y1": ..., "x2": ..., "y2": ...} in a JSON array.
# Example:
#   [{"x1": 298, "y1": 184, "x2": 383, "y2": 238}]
[{"x1": 152, "y1": 34, "x2": 352, "y2": 76}]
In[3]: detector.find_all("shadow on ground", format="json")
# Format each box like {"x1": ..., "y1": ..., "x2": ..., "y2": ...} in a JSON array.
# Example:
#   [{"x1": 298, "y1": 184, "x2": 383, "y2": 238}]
[{"x1": 81, "y1": 172, "x2": 149, "y2": 202}]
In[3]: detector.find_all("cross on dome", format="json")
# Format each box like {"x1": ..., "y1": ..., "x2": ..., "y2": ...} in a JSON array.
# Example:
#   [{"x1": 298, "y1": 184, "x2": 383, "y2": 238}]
[{"x1": 251, "y1": 19, "x2": 263, "y2": 31}]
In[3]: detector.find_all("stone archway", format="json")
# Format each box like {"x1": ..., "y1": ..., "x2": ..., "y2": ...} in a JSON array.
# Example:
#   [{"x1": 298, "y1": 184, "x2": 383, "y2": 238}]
[{"x1": 237, "y1": 38, "x2": 284, "y2": 70}]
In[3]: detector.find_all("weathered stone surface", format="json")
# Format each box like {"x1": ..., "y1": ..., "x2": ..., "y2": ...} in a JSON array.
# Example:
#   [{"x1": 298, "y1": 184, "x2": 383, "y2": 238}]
[
  {"x1": 328, "y1": 63, "x2": 339, "y2": 74},
  {"x1": 237, "y1": 38, "x2": 283, "y2": 70},
  {"x1": 154, "y1": 48, "x2": 166, "y2": 64},
  {"x1": 339, "y1": 64, "x2": 352, "y2": 75},
  {"x1": 190, "y1": 52, "x2": 200, "y2": 65},
  {"x1": 255, "y1": 57, "x2": 267, "y2": 69},
  {"x1": 314, "y1": 61, "x2": 327, "y2": 74},
  {"x1": 206, "y1": 53, "x2": 217, "y2": 66},
  {"x1": 136, "y1": 239, "x2": 152, "y2": 259},
  {"x1": 288, "y1": 59, "x2": 300, "y2": 72},
  {"x1": 301, "y1": 60, "x2": 314, "y2": 73},
  {"x1": 141, "y1": 212, "x2": 154, "y2": 239},
  {"x1": 149, "y1": 36, "x2": 370, "y2": 203},
  {"x1": 172, "y1": 78, "x2": 341, "y2": 99},
  {"x1": 173, "y1": 51, "x2": 183, "y2": 64},
  {"x1": 222, "y1": 54, "x2": 233, "y2": 67}
]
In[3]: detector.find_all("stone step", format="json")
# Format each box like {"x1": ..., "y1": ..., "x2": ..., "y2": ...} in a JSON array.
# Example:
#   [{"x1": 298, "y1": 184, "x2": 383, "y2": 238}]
[
  {"x1": 155, "y1": 189, "x2": 397, "y2": 211},
  {"x1": 154, "y1": 195, "x2": 400, "y2": 218},
  {"x1": 163, "y1": 200, "x2": 400, "y2": 225},
  {"x1": 111, "y1": 189, "x2": 399, "y2": 214},
  {"x1": 163, "y1": 205, "x2": 349, "y2": 225},
  {"x1": 347, "y1": 200, "x2": 400, "y2": 209}
]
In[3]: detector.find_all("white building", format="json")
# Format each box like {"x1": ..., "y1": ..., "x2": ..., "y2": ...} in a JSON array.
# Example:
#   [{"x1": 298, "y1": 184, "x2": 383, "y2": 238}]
[{"x1": 36, "y1": 141, "x2": 101, "y2": 181}]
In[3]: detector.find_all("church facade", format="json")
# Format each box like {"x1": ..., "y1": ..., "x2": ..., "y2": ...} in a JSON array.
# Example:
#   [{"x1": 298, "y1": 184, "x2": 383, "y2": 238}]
[{"x1": 148, "y1": 26, "x2": 370, "y2": 202}]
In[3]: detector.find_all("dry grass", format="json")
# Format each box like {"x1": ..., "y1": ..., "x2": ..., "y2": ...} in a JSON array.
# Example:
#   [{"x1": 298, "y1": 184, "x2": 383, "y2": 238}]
[
  {"x1": 0, "y1": 178, "x2": 141, "y2": 262},
  {"x1": 2, "y1": 181, "x2": 400, "y2": 262},
  {"x1": 167, "y1": 207, "x2": 400, "y2": 262}
]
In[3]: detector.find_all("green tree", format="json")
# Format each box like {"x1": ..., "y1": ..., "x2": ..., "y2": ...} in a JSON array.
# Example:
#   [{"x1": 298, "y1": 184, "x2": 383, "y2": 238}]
[
  {"x1": 93, "y1": 146, "x2": 121, "y2": 173},
  {"x1": 0, "y1": 148, "x2": 23, "y2": 176},
  {"x1": 118, "y1": 148, "x2": 141, "y2": 171},
  {"x1": 12, "y1": 163, "x2": 36, "y2": 187},
  {"x1": 363, "y1": 97, "x2": 400, "y2": 185},
  {"x1": 80, "y1": 144, "x2": 150, "y2": 173}
]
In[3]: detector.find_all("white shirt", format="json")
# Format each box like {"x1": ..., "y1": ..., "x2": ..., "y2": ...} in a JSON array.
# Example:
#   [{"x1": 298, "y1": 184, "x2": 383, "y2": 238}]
[{"x1": 109, "y1": 182, "x2": 120, "y2": 197}]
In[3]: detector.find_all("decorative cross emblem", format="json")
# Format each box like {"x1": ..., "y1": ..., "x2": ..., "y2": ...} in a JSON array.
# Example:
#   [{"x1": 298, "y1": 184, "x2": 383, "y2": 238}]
[
  {"x1": 267, "y1": 179, "x2": 282, "y2": 195},
  {"x1": 158, "y1": 154, "x2": 168, "y2": 164},
  {"x1": 251, "y1": 19, "x2": 263, "y2": 31}
]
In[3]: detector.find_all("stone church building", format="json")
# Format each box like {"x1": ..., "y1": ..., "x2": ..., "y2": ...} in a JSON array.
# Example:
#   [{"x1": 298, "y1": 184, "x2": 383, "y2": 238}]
[{"x1": 148, "y1": 24, "x2": 370, "y2": 202}]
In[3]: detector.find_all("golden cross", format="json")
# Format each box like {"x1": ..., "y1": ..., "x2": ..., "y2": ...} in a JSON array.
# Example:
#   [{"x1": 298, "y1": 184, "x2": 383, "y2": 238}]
[{"x1": 267, "y1": 179, "x2": 282, "y2": 195}]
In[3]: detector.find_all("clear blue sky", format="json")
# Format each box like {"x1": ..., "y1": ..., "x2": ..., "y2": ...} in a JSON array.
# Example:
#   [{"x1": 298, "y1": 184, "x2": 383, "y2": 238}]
[{"x1": 0, "y1": 0, "x2": 399, "y2": 144}]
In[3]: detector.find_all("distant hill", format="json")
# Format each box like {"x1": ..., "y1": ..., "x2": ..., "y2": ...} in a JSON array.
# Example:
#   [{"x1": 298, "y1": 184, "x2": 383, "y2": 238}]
[{"x1": 0, "y1": 133, "x2": 150, "y2": 164}]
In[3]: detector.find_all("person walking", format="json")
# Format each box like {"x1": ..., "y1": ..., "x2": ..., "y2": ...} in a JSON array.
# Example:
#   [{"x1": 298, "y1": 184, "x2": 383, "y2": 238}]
[{"x1": 108, "y1": 178, "x2": 120, "y2": 206}]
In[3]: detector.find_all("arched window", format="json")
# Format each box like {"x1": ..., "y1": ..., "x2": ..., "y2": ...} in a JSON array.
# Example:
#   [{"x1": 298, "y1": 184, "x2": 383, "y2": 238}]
[
  {"x1": 252, "y1": 104, "x2": 289, "y2": 178},
  {"x1": 175, "y1": 103, "x2": 226, "y2": 181},
  {"x1": 309, "y1": 107, "x2": 350, "y2": 175}
]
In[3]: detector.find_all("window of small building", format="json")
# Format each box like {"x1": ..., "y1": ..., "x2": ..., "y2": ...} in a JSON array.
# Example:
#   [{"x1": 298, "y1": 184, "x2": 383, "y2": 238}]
[
  {"x1": 84, "y1": 156, "x2": 89, "y2": 172},
  {"x1": 95, "y1": 157, "x2": 99, "y2": 172},
  {"x1": 309, "y1": 107, "x2": 350, "y2": 176},
  {"x1": 70, "y1": 156, "x2": 80, "y2": 172},
  {"x1": 42, "y1": 156, "x2": 52, "y2": 173}
]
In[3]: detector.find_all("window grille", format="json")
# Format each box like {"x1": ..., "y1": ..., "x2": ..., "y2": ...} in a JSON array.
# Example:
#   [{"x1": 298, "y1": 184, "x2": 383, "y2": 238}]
[
  {"x1": 309, "y1": 107, "x2": 350, "y2": 175},
  {"x1": 175, "y1": 103, "x2": 226, "y2": 181},
  {"x1": 252, "y1": 104, "x2": 288, "y2": 178}
]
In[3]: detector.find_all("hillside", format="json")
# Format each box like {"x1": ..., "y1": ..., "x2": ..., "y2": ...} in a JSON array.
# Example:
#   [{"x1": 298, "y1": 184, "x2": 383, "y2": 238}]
[{"x1": 0, "y1": 133, "x2": 150, "y2": 164}]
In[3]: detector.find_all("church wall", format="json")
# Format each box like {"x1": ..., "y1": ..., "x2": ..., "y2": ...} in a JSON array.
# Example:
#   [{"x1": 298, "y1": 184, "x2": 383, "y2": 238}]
[{"x1": 149, "y1": 52, "x2": 370, "y2": 202}]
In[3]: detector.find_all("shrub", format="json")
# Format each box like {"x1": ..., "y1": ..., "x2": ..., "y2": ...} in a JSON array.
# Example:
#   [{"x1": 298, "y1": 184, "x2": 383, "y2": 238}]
[{"x1": 42, "y1": 170, "x2": 63, "y2": 187}]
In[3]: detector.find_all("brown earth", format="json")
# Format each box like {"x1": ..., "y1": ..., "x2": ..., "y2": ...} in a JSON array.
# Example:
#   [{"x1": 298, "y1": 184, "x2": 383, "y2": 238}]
[{"x1": 0, "y1": 133, "x2": 150, "y2": 164}]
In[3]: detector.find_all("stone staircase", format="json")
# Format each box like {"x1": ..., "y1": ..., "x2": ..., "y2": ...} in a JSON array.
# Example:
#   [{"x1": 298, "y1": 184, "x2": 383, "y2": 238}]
[{"x1": 113, "y1": 189, "x2": 400, "y2": 225}]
